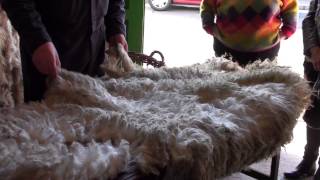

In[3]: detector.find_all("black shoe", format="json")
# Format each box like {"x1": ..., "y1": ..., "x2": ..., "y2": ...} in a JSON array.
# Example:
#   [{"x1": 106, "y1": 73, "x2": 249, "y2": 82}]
[{"x1": 284, "y1": 161, "x2": 316, "y2": 179}]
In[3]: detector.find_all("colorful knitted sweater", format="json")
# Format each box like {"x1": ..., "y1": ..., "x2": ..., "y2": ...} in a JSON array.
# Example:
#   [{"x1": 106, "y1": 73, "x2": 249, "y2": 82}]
[{"x1": 200, "y1": 0, "x2": 297, "y2": 52}]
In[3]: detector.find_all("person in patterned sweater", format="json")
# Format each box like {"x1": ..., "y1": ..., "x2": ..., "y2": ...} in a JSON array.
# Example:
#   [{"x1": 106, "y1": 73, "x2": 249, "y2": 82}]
[{"x1": 200, "y1": 0, "x2": 298, "y2": 66}]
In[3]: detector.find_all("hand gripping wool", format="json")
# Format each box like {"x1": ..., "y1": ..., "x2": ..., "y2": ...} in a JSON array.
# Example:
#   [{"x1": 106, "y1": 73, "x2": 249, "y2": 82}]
[
  {"x1": 0, "y1": 57, "x2": 310, "y2": 180},
  {"x1": 101, "y1": 43, "x2": 135, "y2": 78}
]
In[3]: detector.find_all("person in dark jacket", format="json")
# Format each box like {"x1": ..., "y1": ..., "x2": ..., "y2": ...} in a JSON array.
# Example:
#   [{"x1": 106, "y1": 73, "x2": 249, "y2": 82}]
[
  {"x1": 2, "y1": 0, "x2": 128, "y2": 102},
  {"x1": 284, "y1": 0, "x2": 320, "y2": 179}
]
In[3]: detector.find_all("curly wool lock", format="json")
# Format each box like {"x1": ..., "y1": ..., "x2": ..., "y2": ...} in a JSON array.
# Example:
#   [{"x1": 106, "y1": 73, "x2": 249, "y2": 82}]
[{"x1": 0, "y1": 6, "x2": 23, "y2": 108}]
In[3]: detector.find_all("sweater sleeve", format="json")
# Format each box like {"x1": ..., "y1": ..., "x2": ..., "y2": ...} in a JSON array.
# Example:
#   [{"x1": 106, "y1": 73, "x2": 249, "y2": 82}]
[
  {"x1": 105, "y1": 0, "x2": 126, "y2": 39},
  {"x1": 200, "y1": 0, "x2": 216, "y2": 28},
  {"x1": 2, "y1": 0, "x2": 51, "y2": 54},
  {"x1": 280, "y1": 0, "x2": 298, "y2": 38},
  {"x1": 302, "y1": 0, "x2": 319, "y2": 57}
]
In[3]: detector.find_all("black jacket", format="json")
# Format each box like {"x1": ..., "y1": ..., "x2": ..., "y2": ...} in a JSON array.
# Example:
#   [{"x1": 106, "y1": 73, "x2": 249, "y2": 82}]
[{"x1": 2, "y1": 0, "x2": 126, "y2": 75}]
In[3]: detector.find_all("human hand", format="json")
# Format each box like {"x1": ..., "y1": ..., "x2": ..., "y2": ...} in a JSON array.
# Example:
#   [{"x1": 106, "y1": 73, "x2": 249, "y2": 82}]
[
  {"x1": 108, "y1": 34, "x2": 128, "y2": 51},
  {"x1": 310, "y1": 46, "x2": 320, "y2": 71},
  {"x1": 32, "y1": 42, "x2": 61, "y2": 78},
  {"x1": 203, "y1": 25, "x2": 214, "y2": 36},
  {"x1": 279, "y1": 33, "x2": 287, "y2": 41}
]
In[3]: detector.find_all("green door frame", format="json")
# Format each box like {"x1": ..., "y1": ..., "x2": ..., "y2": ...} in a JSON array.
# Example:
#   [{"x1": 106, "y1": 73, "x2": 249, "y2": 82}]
[{"x1": 125, "y1": 0, "x2": 145, "y2": 53}]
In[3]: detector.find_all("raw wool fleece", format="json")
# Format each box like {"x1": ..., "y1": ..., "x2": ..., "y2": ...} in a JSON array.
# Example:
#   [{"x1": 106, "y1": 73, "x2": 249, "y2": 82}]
[
  {"x1": 0, "y1": 104, "x2": 130, "y2": 180},
  {"x1": 101, "y1": 43, "x2": 135, "y2": 78},
  {"x1": 0, "y1": 6, "x2": 23, "y2": 108},
  {"x1": 0, "y1": 58, "x2": 311, "y2": 180}
]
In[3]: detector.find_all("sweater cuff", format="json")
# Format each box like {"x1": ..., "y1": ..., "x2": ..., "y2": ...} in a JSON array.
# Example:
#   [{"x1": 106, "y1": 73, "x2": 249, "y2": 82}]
[{"x1": 22, "y1": 29, "x2": 52, "y2": 55}]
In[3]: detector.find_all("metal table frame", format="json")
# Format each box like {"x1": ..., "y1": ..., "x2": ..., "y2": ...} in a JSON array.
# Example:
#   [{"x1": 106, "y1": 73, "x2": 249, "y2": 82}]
[{"x1": 241, "y1": 150, "x2": 280, "y2": 180}]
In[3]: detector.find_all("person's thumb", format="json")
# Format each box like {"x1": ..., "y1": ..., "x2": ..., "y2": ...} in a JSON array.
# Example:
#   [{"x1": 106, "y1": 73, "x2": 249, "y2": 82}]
[
  {"x1": 48, "y1": 58, "x2": 57, "y2": 78},
  {"x1": 54, "y1": 55, "x2": 61, "y2": 76}
]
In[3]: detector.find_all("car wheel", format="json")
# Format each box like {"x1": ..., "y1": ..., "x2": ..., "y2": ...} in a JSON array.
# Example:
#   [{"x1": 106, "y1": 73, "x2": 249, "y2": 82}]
[{"x1": 148, "y1": 0, "x2": 171, "y2": 11}]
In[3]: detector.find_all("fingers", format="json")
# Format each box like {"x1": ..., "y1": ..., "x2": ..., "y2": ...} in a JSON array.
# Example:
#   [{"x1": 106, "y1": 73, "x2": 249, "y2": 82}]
[
  {"x1": 49, "y1": 56, "x2": 60, "y2": 78},
  {"x1": 123, "y1": 42, "x2": 128, "y2": 52},
  {"x1": 119, "y1": 36, "x2": 128, "y2": 51},
  {"x1": 32, "y1": 42, "x2": 61, "y2": 78},
  {"x1": 54, "y1": 54, "x2": 62, "y2": 76},
  {"x1": 49, "y1": 45, "x2": 60, "y2": 78}
]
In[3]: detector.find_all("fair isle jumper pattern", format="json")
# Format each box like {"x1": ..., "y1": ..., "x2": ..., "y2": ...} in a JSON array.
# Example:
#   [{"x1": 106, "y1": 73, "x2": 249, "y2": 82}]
[{"x1": 200, "y1": 0, "x2": 298, "y2": 52}]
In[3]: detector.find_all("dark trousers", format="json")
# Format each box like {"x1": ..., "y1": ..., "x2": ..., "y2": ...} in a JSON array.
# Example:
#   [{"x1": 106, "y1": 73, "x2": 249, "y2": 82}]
[
  {"x1": 20, "y1": 47, "x2": 47, "y2": 103},
  {"x1": 213, "y1": 38, "x2": 280, "y2": 67},
  {"x1": 303, "y1": 60, "x2": 320, "y2": 128}
]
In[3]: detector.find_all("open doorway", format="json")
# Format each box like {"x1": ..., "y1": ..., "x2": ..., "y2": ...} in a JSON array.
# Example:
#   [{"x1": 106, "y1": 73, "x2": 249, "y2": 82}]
[
  {"x1": 143, "y1": 3, "x2": 211, "y2": 67},
  {"x1": 144, "y1": 1, "x2": 308, "y2": 74}
]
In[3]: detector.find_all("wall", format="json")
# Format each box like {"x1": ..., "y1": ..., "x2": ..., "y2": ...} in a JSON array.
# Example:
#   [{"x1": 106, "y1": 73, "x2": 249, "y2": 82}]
[{"x1": 125, "y1": 0, "x2": 145, "y2": 53}]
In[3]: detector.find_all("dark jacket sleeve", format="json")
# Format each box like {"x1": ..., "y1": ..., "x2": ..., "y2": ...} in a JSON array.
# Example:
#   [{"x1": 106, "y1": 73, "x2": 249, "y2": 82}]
[
  {"x1": 105, "y1": 0, "x2": 126, "y2": 39},
  {"x1": 2, "y1": 0, "x2": 51, "y2": 54},
  {"x1": 302, "y1": 0, "x2": 319, "y2": 57}
]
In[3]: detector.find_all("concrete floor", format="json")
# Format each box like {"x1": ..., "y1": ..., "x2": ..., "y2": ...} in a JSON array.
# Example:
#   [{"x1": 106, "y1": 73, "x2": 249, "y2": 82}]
[
  {"x1": 219, "y1": 121, "x2": 313, "y2": 180},
  {"x1": 144, "y1": 4, "x2": 315, "y2": 179}
]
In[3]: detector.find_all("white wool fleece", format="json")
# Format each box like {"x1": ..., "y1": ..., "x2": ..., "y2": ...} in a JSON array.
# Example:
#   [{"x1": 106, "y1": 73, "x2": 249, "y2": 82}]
[{"x1": 0, "y1": 58, "x2": 309, "y2": 180}]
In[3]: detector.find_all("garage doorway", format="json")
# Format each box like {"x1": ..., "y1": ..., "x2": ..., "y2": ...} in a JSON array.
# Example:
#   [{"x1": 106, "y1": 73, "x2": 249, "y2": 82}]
[{"x1": 143, "y1": 1, "x2": 308, "y2": 75}]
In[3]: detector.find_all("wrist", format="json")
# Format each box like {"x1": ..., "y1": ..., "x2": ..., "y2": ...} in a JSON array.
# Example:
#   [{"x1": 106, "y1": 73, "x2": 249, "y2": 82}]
[
  {"x1": 108, "y1": 34, "x2": 125, "y2": 43},
  {"x1": 108, "y1": 34, "x2": 128, "y2": 51}
]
